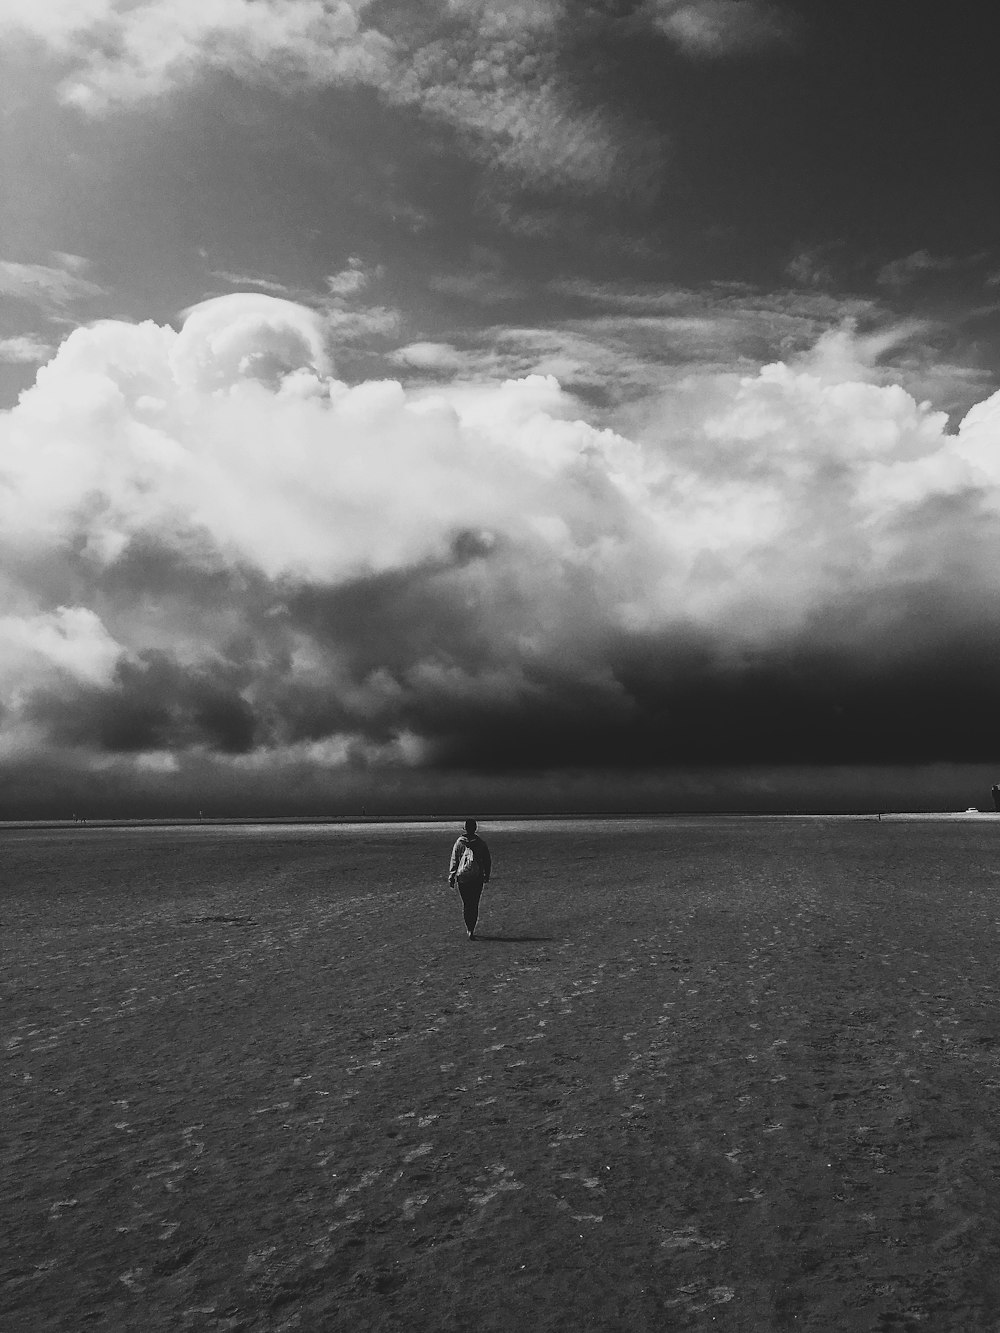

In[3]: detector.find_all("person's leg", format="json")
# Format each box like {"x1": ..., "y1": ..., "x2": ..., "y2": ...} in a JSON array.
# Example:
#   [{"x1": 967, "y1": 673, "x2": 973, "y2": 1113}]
[{"x1": 459, "y1": 883, "x2": 484, "y2": 937}]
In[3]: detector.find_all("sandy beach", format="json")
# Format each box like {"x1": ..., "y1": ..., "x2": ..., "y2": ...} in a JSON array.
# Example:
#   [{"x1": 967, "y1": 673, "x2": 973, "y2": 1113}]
[{"x1": 4, "y1": 816, "x2": 1000, "y2": 1331}]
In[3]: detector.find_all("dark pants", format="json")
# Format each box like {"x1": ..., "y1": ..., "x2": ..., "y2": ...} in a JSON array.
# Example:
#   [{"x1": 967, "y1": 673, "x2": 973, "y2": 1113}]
[{"x1": 457, "y1": 879, "x2": 484, "y2": 934}]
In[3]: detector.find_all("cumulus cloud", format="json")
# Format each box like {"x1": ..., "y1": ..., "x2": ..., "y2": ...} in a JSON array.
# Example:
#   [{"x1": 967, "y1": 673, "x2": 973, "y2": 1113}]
[
  {"x1": 1, "y1": 290, "x2": 999, "y2": 811},
  {"x1": 203, "y1": 266, "x2": 400, "y2": 354},
  {"x1": 171, "y1": 292, "x2": 331, "y2": 391}
]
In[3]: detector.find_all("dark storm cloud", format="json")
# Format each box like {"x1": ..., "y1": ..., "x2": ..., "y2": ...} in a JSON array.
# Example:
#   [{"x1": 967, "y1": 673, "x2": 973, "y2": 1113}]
[
  {"x1": 277, "y1": 552, "x2": 1000, "y2": 772},
  {"x1": 25, "y1": 549, "x2": 997, "y2": 774},
  {"x1": 31, "y1": 653, "x2": 259, "y2": 755},
  {"x1": 16, "y1": 573, "x2": 999, "y2": 774},
  {"x1": 423, "y1": 600, "x2": 1000, "y2": 771}
]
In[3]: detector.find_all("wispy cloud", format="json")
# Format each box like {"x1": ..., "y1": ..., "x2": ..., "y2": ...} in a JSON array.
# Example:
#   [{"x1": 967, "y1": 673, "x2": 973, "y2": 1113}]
[
  {"x1": 429, "y1": 263, "x2": 534, "y2": 307},
  {"x1": 210, "y1": 270, "x2": 297, "y2": 297},
  {"x1": 326, "y1": 257, "x2": 381, "y2": 299},
  {"x1": 0, "y1": 335, "x2": 55, "y2": 365},
  {"x1": 401, "y1": 277, "x2": 995, "y2": 420},
  {"x1": 643, "y1": 0, "x2": 795, "y2": 56},
  {"x1": 0, "y1": 256, "x2": 104, "y2": 309},
  {"x1": 540, "y1": 279, "x2": 884, "y2": 378},
  {"x1": 2, "y1": 0, "x2": 663, "y2": 197},
  {"x1": 784, "y1": 243, "x2": 844, "y2": 290},
  {"x1": 323, "y1": 302, "x2": 401, "y2": 345},
  {"x1": 321, "y1": 259, "x2": 401, "y2": 348},
  {"x1": 877, "y1": 248, "x2": 991, "y2": 289},
  {"x1": 391, "y1": 342, "x2": 468, "y2": 373},
  {"x1": 389, "y1": 274, "x2": 997, "y2": 429}
]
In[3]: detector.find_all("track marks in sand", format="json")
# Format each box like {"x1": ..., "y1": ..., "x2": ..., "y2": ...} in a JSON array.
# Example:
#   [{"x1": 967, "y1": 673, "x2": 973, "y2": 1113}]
[{"x1": 10, "y1": 821, "x2": 1000, "y2": 1333}]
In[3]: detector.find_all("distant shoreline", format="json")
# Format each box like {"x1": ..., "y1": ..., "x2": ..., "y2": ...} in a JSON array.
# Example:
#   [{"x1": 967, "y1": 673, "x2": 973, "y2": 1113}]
[{"x1": 2, "y1": 810, "x2": 999, "y2": 831}]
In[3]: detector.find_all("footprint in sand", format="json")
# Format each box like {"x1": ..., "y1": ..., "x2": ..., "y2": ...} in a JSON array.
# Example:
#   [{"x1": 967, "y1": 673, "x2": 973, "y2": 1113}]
[
  {"x1": 333, "y1": 1167, "x2": 383, "y2": 1207},
  {"x1": 664, "y1": 1282, "x2": 736, "y2": 1312},
  {"x1": 559, "y1": 1168, "x2": 604, "y2": 1193},
  {"x1": 469, "y1": 1163, "x2": 523, "y2": 1206},
  {"x1": 403, "y1": 1142, "x2": 434, "y2": 1163},
  {"x1": 660, "y1": 1227, "x2": 727, "y2": 1252}
]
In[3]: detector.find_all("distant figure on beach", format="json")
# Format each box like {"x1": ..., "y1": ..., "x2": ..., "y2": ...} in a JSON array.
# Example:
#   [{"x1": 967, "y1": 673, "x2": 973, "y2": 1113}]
[
  {"x1": 992, "y1": 785, "x2": 1000, "y2": 813},
  {"x1": 448, "y1": 819, "x2": 492, "y2": 940}
]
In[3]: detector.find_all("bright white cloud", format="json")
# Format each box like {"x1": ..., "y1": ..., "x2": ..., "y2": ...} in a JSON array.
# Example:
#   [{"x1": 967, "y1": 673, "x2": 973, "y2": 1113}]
[
  {"x1": 7, "y1": 0, "x2": 393, "y2": 111},
  {"x1": 172, "y1": 292, "x2": 331, "y2": 391},
  {"x1": 954, "y1": 390, "x2": 1000, "y2": 484},
  {"x1": 0, "y1": 607, "x2": 124, "y2": 702},
  {"x1": 0, "y1": 0, "x2": 111, "y2": 49}
]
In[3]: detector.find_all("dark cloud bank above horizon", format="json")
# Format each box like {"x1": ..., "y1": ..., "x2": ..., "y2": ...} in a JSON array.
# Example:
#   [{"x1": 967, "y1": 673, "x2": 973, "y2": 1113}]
[{"x1": 1, "y1": 295, "x2": 999, "y2": 817}]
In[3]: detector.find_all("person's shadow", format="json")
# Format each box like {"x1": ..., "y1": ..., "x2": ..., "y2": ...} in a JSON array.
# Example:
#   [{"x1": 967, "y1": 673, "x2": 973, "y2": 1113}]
[{"x1": 475, "y1": 934, "x2": 556, "y2": 943}]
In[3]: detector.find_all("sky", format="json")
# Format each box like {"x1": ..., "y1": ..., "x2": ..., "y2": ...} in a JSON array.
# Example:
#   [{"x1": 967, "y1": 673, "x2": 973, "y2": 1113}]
[{"x1": 1, "y1": 0, "x2": 998, "y2": 817}]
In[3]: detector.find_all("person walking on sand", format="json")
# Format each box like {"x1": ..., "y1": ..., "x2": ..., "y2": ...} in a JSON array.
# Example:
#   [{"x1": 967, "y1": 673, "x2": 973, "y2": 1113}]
[{"x1": 449, "y1": 819, "x2": 492, "y2": 940}]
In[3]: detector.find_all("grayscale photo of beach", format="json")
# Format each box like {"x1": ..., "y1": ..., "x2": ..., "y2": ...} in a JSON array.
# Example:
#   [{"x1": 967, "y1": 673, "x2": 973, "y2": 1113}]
[{"x1": 2, "y1": 1, "x2": 999, "y2": 1329}]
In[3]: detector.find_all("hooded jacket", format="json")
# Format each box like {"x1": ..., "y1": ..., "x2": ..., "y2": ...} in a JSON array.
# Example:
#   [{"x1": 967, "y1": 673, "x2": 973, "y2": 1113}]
[{"x1": 449, "y1": 833, "x2": 491, "y2": 885}]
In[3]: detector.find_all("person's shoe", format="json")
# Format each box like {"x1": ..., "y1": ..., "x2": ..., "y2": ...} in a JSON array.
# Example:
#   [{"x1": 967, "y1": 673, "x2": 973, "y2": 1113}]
[{"x1": 468, "y1": 929, "x2": 476, "y2": 940}]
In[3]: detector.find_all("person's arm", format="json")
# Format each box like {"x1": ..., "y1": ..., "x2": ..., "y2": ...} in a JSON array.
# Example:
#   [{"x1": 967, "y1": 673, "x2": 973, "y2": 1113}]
[
  {"x1": 448, "y1": 839, "x2": 461, "y2": 883},
  {"x1": 481, "y1": 841, "x2": 492, "y2": 883}
]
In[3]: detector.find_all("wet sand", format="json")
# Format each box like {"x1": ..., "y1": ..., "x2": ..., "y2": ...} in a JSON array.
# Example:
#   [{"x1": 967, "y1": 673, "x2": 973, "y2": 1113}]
[{"x1": 4, "y1": 817, "x2": 1000, "y2": 1331}]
